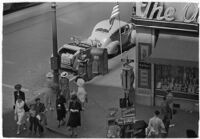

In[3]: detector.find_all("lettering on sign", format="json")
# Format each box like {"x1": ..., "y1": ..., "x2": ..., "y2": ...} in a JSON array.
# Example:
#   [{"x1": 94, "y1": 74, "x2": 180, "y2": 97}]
[{"x1": 139, "y1": 2, "x2": 199, "y2": 23}]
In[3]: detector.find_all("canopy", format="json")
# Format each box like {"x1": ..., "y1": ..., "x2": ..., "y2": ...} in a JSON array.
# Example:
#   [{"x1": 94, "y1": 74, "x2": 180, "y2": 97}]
[{"x1": 145, "y1": 33, "x2": 199, "y2": 67}]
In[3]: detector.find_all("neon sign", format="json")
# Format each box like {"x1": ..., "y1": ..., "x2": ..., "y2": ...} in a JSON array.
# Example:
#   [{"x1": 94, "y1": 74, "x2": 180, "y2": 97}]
[{"x1": 139, "y1": 2, "x2": 199, "y2": 23}]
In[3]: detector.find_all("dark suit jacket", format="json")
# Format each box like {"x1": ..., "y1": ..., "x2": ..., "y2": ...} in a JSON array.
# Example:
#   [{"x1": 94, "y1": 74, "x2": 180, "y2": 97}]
[
  {"x1": 14, "y1": 90, "x2": 25, "y2": 104},
  {"x1": 34, "y1": 103, "x2": 45, "y2": 114}
]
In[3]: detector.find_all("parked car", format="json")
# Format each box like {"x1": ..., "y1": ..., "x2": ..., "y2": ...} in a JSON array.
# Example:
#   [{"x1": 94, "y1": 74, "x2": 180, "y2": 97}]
[
  {"x1": 58, "y1": 40, "x2": 92, "y2": 71},
  {"x1": 88, "y1": 19, "x2": 136, "y2": 55}
]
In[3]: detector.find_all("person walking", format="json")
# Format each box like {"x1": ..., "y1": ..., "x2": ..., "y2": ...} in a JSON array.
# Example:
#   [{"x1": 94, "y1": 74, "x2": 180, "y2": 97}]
[
  {"x1": 146, "y1": 110, "x2": 166, "y2": 138},
  {"x1": 27, "y1": 104, "x2": 38, "y2": 135},
  {"x1": 56, "y1": 93, "x2": 67, "y2": 128},
  {"x1": 44, "y1": 72, "x2": 57, "y2": 111},
  {"x1": 67, "y1": 94, "x2": 82, "y2": 137},
  {"x1": 76, "y1": 77, "x2": 88, "y2": 110},
  {"x1": 14, "y1": 96, "x2": 26, "y2": 135},
  {"x1": 13, "y1": 84, "x2": 25, "y2": 109},
  {"x1": 166, "y1": 90, "x2": 176, "y2": 127},
  {"x1": 34, "y1": 98, "x2": 46, "y2": 136},
  {"x1": 60, "y1": 72, "x2": 70, "y2": 105},
  {"x1": 161, "y1": 96, "x2": 172, "y2": 137}
]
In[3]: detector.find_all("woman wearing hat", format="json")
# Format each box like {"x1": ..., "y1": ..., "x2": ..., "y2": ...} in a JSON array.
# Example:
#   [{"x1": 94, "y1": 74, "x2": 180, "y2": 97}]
[
  {"x1": 14, "y1": 96, "x2": 26, "y2": 134},
  {"x1": 60, "y1": 72, "x2": 70, "y2": 108},
  {"x1": 14, "y1": 84, "x2": 25, "y2": 109},
  {"x1": 67, "y1": 94, "x2": 82, "y2": 137},
  {"x1": 76, "y1": 77, "x2": 87, "y2": 110}
]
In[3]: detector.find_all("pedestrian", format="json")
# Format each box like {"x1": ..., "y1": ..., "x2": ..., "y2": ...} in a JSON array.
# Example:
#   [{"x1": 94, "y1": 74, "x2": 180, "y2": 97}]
[
  {"x1": 34, "y1": 98, "x2": 46, "y2": 136},
  {"x1": 166, "y1": 90, "x2": 176, "y2": 127},
  {"x1": 56, "y1": 93, "x2": 67, "y2": 128},
  {"x1": 60, "y1": 72, "x2": 70, "y2": 104},
  {"x1": 44, "y1": 72, "x2": 56, "y2": 111},
  {"x1": 13, "y1": 84, "x2": 25, "y2": 109},
  {"x1": 76, "y1": 77, "x2": 88, "y2": 109},
  {"x1": 161, "y1": 96, "x2": 172, "y2": 137},
  {"x1": 67, "y1": 94, "x2": 82, "y2": 137},
  {"x1": 14, "y1": 96, "x2": 26, "y2": 135},
  {"x1": 27, "y1": 104, "x2": 38, "y2": 135},
  {"x1": 146, "y1": 110, "x2": 166, "y2": 138}
]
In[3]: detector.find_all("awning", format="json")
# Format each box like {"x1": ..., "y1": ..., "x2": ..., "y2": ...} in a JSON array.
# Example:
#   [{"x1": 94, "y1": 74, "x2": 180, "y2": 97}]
[{"x1": 145, "y1": 33, "x2": 199, "y2": 67}]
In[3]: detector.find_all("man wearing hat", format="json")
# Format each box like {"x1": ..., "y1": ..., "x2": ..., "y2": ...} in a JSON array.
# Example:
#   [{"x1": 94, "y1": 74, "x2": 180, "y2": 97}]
[
  {"x1": 13, "y1": 84, "x2": 25, "y2": 109},
  {"x1": 34, "y1": 98, "x2": 46, "y2": 136}
]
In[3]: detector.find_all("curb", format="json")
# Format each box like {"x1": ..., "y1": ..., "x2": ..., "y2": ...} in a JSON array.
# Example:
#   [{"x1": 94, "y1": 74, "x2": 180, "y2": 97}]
[
  {"x1": 45, "y1": 126, "x2": 70, "y2": 137},
  {"x1": 3, "y1": 2, "x2": 73, "y2": 26}
]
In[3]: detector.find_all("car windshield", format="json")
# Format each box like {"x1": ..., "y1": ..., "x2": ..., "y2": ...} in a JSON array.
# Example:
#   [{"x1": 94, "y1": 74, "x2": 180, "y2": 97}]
[{"x1": 95, "y1": 28, "x2": 109, "y2": 33}]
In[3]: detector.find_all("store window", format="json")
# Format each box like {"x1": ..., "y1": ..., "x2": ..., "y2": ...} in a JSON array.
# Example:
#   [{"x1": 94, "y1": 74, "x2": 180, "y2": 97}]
[{"x1": 155, "y1": 64, "x2": 199, "y2": 95}]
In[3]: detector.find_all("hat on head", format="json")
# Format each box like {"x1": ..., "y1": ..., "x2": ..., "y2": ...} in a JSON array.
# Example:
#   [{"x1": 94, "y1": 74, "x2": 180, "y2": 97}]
[
  {"x1": 46, "y1": 72, "x2": 53, "y2": 78},
  {"x1": 76, "y1": 78, "x2": 85, "y2": 87},
  {"x1": 35, "y1": 98, "x2": 40, "y2": 102},
  {"x1": 14, "y1": 84, "x2": 22, "y2": 90},
  {"x1": 61, "y1": 72, "x2": 68, "y2": 78}
]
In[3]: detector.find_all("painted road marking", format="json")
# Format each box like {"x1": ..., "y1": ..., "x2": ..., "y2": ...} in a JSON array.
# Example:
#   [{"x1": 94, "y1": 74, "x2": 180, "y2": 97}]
[{"x1": 2, "y1": 83, "x2": 29, "y2": 92}]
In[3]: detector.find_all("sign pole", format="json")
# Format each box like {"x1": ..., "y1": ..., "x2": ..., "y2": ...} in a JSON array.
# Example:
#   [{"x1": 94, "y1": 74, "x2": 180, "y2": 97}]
[{"x1": 51, "y1": 2, "x2": 59, "y2": 84}]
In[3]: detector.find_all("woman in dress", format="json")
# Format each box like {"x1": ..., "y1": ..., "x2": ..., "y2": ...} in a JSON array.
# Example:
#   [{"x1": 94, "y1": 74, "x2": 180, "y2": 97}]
[
  {"x1": 14, "y1": 96, "x2": 26, "y2": 134},
  {"x1": 56, "y1": 93, "x2": 67, "y2": 128},
  {"x1": 67, "y1": 94, "x2": 82, "y2": 137},
  {"x1": 76, "y1": 77, "x2": 87, "y2": 109}
]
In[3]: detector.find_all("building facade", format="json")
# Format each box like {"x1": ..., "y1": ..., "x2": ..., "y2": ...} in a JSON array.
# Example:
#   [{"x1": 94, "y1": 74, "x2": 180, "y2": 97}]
[{"x1": 131, "y1": 2, "x2": 199, "y2": 111}]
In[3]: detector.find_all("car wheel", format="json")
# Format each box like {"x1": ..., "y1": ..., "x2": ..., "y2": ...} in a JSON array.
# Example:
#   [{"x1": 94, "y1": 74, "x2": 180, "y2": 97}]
[{"x1": 115, "y1": 45, "x2": 120, "y2": 55}]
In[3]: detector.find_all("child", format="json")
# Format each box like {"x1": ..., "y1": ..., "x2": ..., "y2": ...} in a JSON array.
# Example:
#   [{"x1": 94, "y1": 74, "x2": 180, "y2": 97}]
[{"x1": 28, "y1": 104, "x2": 37, "y2": 135}]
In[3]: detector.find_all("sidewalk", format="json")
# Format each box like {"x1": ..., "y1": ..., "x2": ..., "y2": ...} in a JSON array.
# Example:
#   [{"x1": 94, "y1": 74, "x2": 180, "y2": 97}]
[
  {"x1": 45, "y1": 83, "x2": 199, "y2": 138},
  {"x1": 45, "y1": 48, "x2": 199, "y2": 138}
]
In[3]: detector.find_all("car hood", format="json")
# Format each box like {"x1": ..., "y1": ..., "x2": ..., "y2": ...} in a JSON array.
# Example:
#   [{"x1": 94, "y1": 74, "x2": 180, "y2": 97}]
[{"x1": 88, "y1": 32, "x2": 109, "y2": 45}]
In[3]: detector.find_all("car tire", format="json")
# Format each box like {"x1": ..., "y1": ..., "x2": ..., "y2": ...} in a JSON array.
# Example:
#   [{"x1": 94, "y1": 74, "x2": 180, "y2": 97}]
[{"x1": 115, "y1": 45, "x2": 121, "y2": 55}]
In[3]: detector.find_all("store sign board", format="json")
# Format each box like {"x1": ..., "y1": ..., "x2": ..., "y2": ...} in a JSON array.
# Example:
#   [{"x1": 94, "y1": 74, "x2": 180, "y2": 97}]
[
  {"x1": 138, "y1": 62, "x2": 151, "y2": 89},
  {"x1": 137, "y1": 2, "x2": 199, "y2": 23}
]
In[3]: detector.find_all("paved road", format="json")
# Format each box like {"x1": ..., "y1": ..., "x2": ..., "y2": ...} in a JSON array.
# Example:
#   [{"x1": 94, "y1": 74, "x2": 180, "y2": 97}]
[{"x1": 3, "y1": 2, "x2": 134, "y2": 112}]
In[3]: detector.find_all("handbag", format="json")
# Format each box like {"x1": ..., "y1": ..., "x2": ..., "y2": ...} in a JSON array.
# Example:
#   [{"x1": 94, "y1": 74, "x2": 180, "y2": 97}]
[{"x1": 24, "y1": 103, "x2": 30, "y2": 112}]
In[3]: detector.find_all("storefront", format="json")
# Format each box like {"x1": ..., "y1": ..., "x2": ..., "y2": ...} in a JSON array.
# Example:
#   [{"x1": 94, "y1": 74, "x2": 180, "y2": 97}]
[{"x1": 131, "y1": 2, "x2": 199, "y2": 111}]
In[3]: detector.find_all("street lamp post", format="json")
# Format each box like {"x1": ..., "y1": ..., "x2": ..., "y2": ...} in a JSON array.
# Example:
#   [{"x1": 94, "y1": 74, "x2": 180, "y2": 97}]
[{"x1": 51, "y1": 2, "x2": 59, "y2": 84}]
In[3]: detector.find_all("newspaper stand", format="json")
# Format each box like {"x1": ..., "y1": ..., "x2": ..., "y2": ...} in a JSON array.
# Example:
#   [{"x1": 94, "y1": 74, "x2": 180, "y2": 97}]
[{"x1": 106, "y1": 108, "x2": 121, "y2": 138}]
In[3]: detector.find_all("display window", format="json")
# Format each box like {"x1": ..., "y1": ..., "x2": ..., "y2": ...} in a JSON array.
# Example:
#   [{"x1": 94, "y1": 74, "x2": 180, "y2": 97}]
[{"x1": 155, "y1": 64, "x2": 199, "y2": 95}]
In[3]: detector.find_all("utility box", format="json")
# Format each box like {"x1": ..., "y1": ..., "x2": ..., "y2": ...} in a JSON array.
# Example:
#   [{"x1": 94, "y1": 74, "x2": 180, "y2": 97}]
[
  {"x1": 77, "y1": 51, "x2": 93, "y2": 81},
  {"x1": 91, "y1": 48, "x2": 108, "y2": 75}
]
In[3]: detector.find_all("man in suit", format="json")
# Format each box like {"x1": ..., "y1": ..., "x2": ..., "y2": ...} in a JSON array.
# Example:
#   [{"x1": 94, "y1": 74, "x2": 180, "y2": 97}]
[
  {"x1": 13, "y1": 84, "x2": 25, "y2": 109},
  {"x1": 34, "y1": 98, "x2": 46, "y2": 136}
]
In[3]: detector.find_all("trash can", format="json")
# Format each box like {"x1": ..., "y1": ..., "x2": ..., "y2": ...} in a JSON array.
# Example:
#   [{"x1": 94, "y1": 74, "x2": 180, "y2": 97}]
[{"x1": 91, "y1": 48, "x2": 108, "y2": 75}]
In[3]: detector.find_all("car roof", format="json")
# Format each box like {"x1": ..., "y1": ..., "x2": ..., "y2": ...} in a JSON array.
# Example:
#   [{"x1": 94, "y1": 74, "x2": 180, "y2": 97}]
[{"x1": 93, "y1": 19, "x2": 128, "y2": 35}]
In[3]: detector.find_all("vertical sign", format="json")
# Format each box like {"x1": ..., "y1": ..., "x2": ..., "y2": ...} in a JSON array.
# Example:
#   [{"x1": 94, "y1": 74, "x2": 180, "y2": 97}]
[{"x1": 138, "y1": 62, "x2": 151, "y2": 88}]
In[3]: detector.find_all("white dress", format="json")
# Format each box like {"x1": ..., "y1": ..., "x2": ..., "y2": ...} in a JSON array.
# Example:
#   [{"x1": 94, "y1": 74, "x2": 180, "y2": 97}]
[
  {"x1": 15, "y1": 100, "x2": 25, "y2": 125},
  {"x1": 77, "y1": 87, "x2": 87, "y2": 103}
]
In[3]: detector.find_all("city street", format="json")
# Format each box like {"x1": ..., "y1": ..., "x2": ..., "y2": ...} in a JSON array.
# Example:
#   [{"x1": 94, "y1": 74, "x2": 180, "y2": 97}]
[
  {"x1": 3, "y1": 2, "x2": 134, "y2": 112},
  {"x1": 2, "y1": 2, "x2": 199, "y2": 138}
]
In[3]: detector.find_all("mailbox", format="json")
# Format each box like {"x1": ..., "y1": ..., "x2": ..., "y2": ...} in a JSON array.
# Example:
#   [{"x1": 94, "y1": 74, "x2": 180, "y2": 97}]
[
  {"x1": 91, "y1": 48, "x2": 108, "y2": 75},
  {"x1": 77, "y1": 51, "x2": 93, "y2": 81}
]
